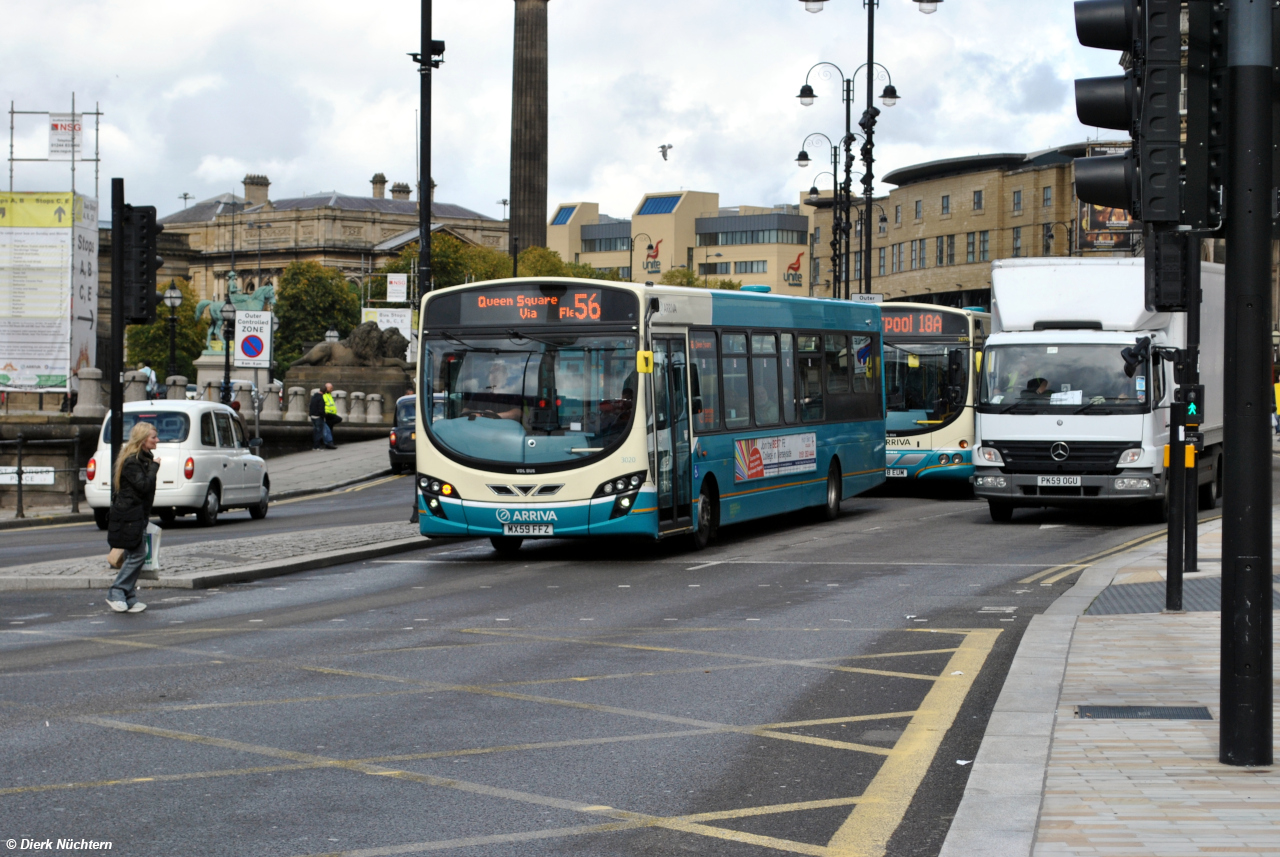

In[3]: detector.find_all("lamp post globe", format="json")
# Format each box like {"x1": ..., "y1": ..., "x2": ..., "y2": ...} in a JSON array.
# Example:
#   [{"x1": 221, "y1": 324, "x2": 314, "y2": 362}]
[
  {"x1": 808, "y1": 186, "x2": 821, "y2": 202},
  {"x1": 162, "y1": 287, "x2": 183, "y2": 310},
  {"x1": 880, "y1": 84, "x2": 899, "y2": 107},
  {"x1": 800, "y1": 0, "x2": 827, "y2": 11},
  {"x1": 325, "y1": 328, "x2": 340, "y2": 344},
  {"x1": 796, "y1": 150, "x2": 812, "y2": 168},
  {"x1": 797, "y1": 84, "x2": 817, "y2": 107},
  {"x1": 914, "y1": 0, "x2": 942, "y2": 13}
]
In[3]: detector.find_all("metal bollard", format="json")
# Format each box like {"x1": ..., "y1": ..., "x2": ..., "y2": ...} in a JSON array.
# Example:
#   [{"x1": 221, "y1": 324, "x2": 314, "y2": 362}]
[
  {"x1": 14, "y1": 432, "x2": 24, "y2": 519},
  {"x1": 71, "y1": 434, "x2": 81, "y2": 514}
]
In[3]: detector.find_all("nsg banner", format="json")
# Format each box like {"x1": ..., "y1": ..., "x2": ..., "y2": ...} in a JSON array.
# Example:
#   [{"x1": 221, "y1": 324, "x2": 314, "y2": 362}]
[{"x1": 0, "y1": 191, "x2": 98, "y2": 391}]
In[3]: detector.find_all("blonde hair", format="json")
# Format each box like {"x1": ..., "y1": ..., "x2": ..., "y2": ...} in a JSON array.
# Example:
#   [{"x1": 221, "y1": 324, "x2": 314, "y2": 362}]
[{"x1": 113, "y1": 421, "x2": 156, "y2": 488}]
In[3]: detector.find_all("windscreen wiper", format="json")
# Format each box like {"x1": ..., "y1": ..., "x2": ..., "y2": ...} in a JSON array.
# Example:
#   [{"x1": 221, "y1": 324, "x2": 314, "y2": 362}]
[
  {"x1": 1073, "y1": 401, "x2": 1121, "y2": 414},
  {"x1": 438, "y1": 331, "x2": 497, "y2": 351},
  {"x1": 996, "y1": 400, "x2": 1042, "y2": 413}
]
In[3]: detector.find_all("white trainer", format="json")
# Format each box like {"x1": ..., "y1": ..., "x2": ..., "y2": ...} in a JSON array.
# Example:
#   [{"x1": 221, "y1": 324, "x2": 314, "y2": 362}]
[
  {"x1": 106, "y1": 600, "x2": 128, "y2": 613},
  {"x1": 127, "y1": 602, "x2": 147, "y2": 614}
]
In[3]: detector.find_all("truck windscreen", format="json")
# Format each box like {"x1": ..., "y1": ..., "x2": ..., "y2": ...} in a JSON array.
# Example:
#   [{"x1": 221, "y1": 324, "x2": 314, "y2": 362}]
[{"x1": 978, "y1": 344, "x2": 1152, "y2": 414}]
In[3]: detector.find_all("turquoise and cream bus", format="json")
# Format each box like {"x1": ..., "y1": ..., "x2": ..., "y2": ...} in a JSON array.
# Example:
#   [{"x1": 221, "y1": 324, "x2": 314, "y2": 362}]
[
  {"x1": 414, "y1": 278, "x2": 886, "y2": 552},
  {"x1": 882, "y1": 303, "x2": 989, "y2": 483}
]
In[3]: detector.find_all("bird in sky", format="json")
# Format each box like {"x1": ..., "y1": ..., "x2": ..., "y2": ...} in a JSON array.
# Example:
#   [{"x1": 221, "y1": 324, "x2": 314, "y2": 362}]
[{"x1": 659, "y1": 144, "x2": 674, "y2": 161}]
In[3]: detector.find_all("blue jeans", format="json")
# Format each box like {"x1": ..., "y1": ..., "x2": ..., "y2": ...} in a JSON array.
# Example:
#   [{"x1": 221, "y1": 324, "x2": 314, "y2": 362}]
[
  {"x1": 311, "y1": 417, "x2": 333, "y2": 447},
  {"x1": 108, "y1": 541, "x2": 147, "y2": 606}
]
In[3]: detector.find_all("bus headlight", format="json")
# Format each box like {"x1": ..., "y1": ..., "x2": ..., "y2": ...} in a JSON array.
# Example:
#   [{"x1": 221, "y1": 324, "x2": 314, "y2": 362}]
[
  {"x1": 976, "y1": 446, "x2": 1004, "y2": 466},
  {"x1": 418, "y1": 475, "x2": 460, "y2": 518},
  {"x1": 595, "y1": 471, "x2": 647, "y2": 518},
  {"x1": 938, "y1": 453, "x2": 951, "y2": 465}
]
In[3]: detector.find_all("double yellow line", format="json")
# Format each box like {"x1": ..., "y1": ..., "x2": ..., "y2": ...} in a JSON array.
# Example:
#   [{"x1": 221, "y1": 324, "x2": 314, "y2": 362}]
[{"x1": 1018, "y1": 514, "x2": 1222, "y2": 585}]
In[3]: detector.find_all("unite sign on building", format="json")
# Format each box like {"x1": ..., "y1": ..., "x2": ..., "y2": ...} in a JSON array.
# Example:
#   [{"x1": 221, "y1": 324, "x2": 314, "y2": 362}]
[{"x1": 0, "y1": 192, "x2": 97, "y2": 391}]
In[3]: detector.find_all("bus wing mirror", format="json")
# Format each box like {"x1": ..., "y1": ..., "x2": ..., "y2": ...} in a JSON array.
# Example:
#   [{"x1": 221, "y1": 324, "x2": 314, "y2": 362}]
[{"x1": 947, "y1": 385, "x2": 964, "y2": 406}]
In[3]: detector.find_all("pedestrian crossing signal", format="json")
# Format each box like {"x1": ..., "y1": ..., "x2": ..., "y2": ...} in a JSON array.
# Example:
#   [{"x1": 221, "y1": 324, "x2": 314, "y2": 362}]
[{"x1": 1174, "y1": 384, "x2": 1205, "y2": 422}]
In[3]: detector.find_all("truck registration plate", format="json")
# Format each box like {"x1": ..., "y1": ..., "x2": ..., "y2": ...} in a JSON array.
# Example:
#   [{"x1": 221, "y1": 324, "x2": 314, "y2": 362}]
[
  {"x1": 885, "y1": 468, "x2": 908, "y2": 478},
  {"x1": 1037, "y1": 476, "x2": 1081, "y2": 487},
  {"x1": 503, "y1": 523, "x2": 553, "y2": 536}
]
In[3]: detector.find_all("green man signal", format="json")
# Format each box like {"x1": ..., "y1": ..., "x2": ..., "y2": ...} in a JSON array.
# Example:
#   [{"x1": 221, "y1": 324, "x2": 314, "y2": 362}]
[{"x1": 1175, "y1": 385, "x2": 1205, "y2": 422}]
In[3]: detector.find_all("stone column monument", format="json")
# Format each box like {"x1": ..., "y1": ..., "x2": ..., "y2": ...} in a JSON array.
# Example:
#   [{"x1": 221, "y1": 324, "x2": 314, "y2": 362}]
[{"x1": 510, "y1": 0, "x2": 550, "y2": 252}]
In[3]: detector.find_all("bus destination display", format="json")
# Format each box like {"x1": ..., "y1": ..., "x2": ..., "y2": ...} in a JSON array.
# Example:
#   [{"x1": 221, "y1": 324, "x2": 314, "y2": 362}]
[
  {"x1": 881, "y1": 309, "x2": 968, "y2": 336},
  {"x1": 461, "y1": 287, "x2": 603, "y2": 325}
]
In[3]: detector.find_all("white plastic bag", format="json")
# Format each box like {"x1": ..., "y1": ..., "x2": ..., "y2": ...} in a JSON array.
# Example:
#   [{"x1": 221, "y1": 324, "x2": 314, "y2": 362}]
[{"x1": 139, "y1": 522, "x2": 162, "y2": 579}]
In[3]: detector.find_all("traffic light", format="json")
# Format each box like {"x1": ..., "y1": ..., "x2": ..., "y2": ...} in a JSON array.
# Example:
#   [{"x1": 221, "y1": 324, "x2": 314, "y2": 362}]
[
  {"x1": 1072, "y1": 0, "x2": 1182, "y2": 223},
  {"x1": 1174, "y1": 384, "x2": 1206, "y2": 422},
  {"x1": 1183, "y1": 0, "x2": 1228, "y2": 230},
  {"x1": 120, "y1": 205, "x2": 164, "y2": 324},
  {"x1": 1145, "y1": 228, "x2": 1194, "y2": 311}
]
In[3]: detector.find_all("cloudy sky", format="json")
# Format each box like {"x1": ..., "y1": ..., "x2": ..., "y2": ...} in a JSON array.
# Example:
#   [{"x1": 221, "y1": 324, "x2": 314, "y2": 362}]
[{"x1": 3, "y1": 0, "x2": 1122, "y2": 222}]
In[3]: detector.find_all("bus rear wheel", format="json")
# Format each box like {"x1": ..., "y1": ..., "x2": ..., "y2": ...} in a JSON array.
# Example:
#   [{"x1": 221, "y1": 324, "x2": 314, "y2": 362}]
[
  {"x1": 490, "y1": 536, "x2": 523, "y2": 555},
  {"x1": 820, "y1": 461, "x2": 841, "y2": 521}
]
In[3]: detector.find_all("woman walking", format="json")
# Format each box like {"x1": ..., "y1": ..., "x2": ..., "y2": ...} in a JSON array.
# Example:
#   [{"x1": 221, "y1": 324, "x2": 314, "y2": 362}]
[{"x1": 106, "y1": 421, "x2": 160, "y2": 613}]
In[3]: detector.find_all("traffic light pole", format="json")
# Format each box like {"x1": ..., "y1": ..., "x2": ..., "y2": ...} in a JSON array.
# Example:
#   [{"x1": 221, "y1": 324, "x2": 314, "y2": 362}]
[
  {"x1": 1166, "y1": 392, "x2": 1186, "y2": 612},
  {"x1": 1220, "y1": 0, "x2": 1272, "y2": 767},
  {"x1": 109, "y1": 178, "x2": 124, "y2": 499},
  {"x1": 1182, "y1": 251, "x2": 1202, "y2": 589}
]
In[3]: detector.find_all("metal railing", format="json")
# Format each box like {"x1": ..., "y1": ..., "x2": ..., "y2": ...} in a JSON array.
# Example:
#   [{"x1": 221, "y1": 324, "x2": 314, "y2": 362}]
[{"x1": 0, "y1": 433, "x2": 83, "y2": 519}]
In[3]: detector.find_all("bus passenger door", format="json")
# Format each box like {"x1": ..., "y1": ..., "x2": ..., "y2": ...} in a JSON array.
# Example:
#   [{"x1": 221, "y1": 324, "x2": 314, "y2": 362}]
[{"x1": 653, "y1": 337, "x2": 693, "y2": 530}]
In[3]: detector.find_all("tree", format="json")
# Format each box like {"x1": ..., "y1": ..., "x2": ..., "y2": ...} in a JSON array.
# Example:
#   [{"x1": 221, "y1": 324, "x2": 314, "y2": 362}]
[
  {"x1": 273, "y1": 261, "x2": 362, "y2": 371},
  {"x1": 125, "y1": 278, "x2": 205, "y2": 381},
  {"x1": 516, "y1": 246, "x2": 623, "y2": 280}
]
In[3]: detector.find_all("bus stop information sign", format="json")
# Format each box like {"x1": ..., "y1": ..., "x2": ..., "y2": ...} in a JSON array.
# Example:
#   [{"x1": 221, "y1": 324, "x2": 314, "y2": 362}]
[{"x1": 234, "y1": 311, "x2": 272, "y2": 369}]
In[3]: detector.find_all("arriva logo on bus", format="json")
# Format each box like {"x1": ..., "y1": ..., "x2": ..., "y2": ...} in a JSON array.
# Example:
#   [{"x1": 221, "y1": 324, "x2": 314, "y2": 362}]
[{"x1": 495, "y1": 509, "x2": 559, "y2": 524}]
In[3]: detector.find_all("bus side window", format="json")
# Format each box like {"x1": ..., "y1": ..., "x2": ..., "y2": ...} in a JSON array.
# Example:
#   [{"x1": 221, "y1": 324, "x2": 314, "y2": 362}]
[
  {"x1": 691, "y1": 331, "x2": 719, "y2": 432},
  {"x1": 851, "y1": 333, "x2": 881, "y2": 420},
  {"x1": 781, "y1": 333, "x2": 796, "y2": 423},
  {"x1": 721, "y1": 333, "x2": 750, "y2": 430},
  {"x1": 824, "y1": 334, "x2": 854, "y2": 421},
  {"x1": 798, "y1": 334, "x2": 823, "y2": 422},
  {"x1": 751, "y1": 333, "x2": 780, "y2": 427}
]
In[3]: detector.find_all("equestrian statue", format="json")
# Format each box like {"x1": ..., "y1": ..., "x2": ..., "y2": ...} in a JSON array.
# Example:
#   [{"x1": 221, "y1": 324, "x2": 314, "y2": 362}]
[{"x1": 195, "y1": 273, "x2": 275, "y2": 354}]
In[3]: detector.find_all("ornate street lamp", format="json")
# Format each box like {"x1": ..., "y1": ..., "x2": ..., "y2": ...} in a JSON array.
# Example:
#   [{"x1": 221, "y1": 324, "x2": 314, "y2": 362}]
[
  {"x1": 629, "y1": 233, "x2": 654, "y2": 283},
  {"x1": 914, "y1": 0, "x2": 943, "y2": 13},
  {"x1": 220, "y1": 295, "x2": 237, "y2": 405},
  {"x1": 162, "y1": 282, "x2": 184, "y2": 381},
  {"x1": 799, "y1": 0, "x2": 827, "y2": 11},
  {"x1": 325, "y1": 328, "x2": 340, "y2": 344}
]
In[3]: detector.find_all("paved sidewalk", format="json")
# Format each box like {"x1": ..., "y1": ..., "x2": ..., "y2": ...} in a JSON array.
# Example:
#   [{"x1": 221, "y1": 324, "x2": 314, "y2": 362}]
[
  {"x1": 0, "y1": 437, "x2": 392, "y2": 528},
  {"x1": 942, "y1": 511, "x2": 1280, "y2": 857}
]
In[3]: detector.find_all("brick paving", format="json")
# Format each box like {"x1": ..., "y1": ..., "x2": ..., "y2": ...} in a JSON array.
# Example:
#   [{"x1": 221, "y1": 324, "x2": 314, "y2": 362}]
[{"x1": 1031, "y1": 516, "x2": 1280, "y2": 857}]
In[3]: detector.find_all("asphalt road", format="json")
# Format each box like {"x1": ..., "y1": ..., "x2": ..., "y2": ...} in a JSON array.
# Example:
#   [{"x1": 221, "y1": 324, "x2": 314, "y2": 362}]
[
  {"x1": 0, "y1": 475, "x2": 418, "y2": 569},
  {"x1": 0, "y1": 481, "x2": 1258, "y2": 857}
]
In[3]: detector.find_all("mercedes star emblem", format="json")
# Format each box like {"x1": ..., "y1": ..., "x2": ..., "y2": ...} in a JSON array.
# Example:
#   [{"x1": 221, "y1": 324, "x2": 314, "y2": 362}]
[{"x1": 1050, "y1": 442, "x2": 1070, "y2": 461}]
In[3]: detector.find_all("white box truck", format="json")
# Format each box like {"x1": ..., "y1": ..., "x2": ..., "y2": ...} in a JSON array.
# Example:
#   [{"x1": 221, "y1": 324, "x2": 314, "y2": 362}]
[{"x1": 972, "y1": 257, "x2": 1224, "y2": 522}]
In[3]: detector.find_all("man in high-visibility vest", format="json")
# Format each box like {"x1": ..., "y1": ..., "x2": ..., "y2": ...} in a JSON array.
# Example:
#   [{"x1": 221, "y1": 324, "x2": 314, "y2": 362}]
[{"x1": 309, "y1": 383, "x2": 338, "y2": 450}]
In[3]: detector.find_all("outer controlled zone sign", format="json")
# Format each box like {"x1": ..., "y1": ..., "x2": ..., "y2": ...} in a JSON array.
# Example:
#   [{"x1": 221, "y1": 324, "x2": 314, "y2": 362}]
[
  {"x1": 733, "y1": 432, "x2": 817, "y2": 482},
  {"x1": 233, "y1": 311, "x2": 272, "y2": 369}
]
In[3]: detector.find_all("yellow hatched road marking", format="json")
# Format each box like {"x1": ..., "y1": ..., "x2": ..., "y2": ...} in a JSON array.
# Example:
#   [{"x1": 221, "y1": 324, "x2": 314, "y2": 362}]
[{"x1": 826, "y1": 628, "x2": 1001, "y2": 857}]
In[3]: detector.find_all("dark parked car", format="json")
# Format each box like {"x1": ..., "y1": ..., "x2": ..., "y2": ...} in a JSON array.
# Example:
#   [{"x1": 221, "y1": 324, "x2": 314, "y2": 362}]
[{"x1": 389, "y1": 394, "x2": 416, "y2": 474}]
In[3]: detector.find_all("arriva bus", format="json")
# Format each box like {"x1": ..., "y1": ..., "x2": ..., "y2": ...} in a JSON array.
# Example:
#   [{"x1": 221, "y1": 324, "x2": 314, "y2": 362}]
[
  {"x1": 882, "y1": 303, "x2": 989, "y2": 483},
  {"x1": 414, "y1": 278, "x2": 887, "y2": 552}
]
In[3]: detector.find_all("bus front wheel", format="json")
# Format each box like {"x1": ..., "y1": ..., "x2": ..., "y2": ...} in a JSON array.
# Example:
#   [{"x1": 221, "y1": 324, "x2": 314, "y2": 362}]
[
  {"x1": 691, "y1": 487, "x2": 718, "y2": 551},
  {"x1": 490, "y1": 536, "x2": 523, "y2": 555},
  {"x1": 988, "y1": 501, "x2": 1014, "y2": 523}
]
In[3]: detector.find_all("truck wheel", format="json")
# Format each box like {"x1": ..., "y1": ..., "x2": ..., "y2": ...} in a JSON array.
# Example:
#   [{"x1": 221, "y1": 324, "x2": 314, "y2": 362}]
[
  {"x1": 196, "y1": 487, "x2": 220, "y2": 527},
  {"x1": 93, "y1": 507, "x2": 109, "y2": 530},
  {"x1": 690, "y1": 485, "x2": 718, "y2": 551},
  {"x1": 988, "y1": 501, "x2": 1014, "y2": 523},
  {"x1": 819, "y1": 460, "x2": 842, "y2": 521},
  {"x1": 1198, "y1": 455, "x2": 1221, "y2": 510},
  {"x1": 490, "y1": 536, "x2": 523, "y2": 555}
]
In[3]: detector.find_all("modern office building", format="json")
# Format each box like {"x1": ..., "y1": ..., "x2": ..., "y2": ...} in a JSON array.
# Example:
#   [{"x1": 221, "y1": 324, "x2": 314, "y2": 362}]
[{"x1": 548, "y1": 191, "x2": 815, "y2": 294}]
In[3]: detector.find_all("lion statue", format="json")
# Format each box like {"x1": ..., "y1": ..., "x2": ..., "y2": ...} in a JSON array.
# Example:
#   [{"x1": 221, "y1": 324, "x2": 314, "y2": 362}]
[{"x1": 291, "y1": 321, "x2": 413, "y2": 369}]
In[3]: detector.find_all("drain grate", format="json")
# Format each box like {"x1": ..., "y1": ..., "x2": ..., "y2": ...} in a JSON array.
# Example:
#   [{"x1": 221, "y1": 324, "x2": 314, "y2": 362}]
[{"x1": 1077, "y1": 705, "x2": 1213, "y2": 720}]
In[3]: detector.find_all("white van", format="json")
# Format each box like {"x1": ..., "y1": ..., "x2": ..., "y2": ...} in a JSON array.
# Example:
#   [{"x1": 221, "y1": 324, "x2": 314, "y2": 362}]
[{"x1": 86, "y1": 401, "x2": 269, "y2": 528}]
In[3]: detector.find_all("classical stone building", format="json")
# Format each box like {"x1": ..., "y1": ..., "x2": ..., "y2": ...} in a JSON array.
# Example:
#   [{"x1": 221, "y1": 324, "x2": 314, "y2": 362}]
[{"x1": 157, "y1": 174, "x2": 507, "y2": 303}]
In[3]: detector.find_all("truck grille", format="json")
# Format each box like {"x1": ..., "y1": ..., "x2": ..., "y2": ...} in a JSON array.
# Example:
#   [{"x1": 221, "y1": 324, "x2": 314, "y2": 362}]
[{"x1": 988, "y1": 440, "x2": 1135, "y2": 475}]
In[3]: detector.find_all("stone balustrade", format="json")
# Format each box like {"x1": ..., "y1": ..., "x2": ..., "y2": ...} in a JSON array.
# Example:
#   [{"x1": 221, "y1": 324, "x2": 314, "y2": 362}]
[
  {"x1": 285, "y1": 387, "x2": 308, "y2": 421},
  {"x1": 73, "y1": 368, "x2": 106, "y2": 418},
  {"x1": 349, "y1": 392, "x2": 366, "y2": 423},
  {"x1": 367, "y1": 393, "x2": 384, "y2": 424},
  {"x1": 166, "y1": 375, "x2": 188, "y2": 401}
]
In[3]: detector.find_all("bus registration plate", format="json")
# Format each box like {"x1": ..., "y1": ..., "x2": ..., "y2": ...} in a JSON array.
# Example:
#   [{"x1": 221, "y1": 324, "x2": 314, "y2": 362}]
[
  {"x1": 885, "y1": 469, "x2": 908, "y2": 478},
  {"x1": 503, "y1": 523, "x2": 554, "y2": 536},
  {"x1": 1037, "y1": 476, "x2": 1081, "y2": 487}
]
